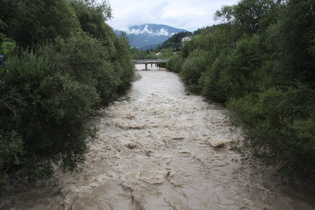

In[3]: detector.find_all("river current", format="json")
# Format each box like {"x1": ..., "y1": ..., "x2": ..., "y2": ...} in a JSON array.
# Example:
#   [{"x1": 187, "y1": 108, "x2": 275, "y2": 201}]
[{"x1": 1, "y1": 66, "x2": 315, "y2": 209}]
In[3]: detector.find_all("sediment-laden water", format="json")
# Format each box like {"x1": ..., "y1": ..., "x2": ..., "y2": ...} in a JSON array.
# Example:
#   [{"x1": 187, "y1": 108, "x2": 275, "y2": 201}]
[{"x1": 1, "y1": 67, "x2": 315, "y2": 209}]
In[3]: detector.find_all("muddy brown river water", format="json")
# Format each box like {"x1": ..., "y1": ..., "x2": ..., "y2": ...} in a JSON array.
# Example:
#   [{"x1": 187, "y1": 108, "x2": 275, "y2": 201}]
[{"x1": 1, "y1": 67, "x2": 315, "y2": 209}]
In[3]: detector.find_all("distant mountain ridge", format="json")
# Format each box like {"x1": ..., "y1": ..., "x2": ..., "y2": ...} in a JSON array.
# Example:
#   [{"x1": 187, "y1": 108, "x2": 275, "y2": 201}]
[{"x1": 114, "y1": 24, "x2": 188, "y2": 50}]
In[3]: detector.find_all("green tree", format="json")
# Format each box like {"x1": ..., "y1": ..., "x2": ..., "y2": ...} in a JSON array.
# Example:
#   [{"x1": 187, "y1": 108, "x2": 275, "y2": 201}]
[
  {"x1": 157, "y1": 31, "x2": 192, "y2": 50},
  {"x1": 166, "y1": 54, "x2": 183, "y2": 73},
  {"x1": 178, "y1": 0, "x2": 315, "y2": 178},
  {"x1": 0, "y1": 0, "x2": 135, "y2": 189},
  {"x1": 70, "y1": 0, "x2": 112, "y2": 40},
  {"x1": 0, "y1": 49, "x2": 99, "y2": 185},
  {"x1": 2, "y1": 0, "x2": 80, "y2": 48},
  {"x1": 269, "y1": 0, "x2": 315, "y2": 83},
  {"x1": 181, "y1": 49, "x2": 209, "y2": 93},
  {"x1": 215, "y1": 0, "x2": 279, "y2": 35}
]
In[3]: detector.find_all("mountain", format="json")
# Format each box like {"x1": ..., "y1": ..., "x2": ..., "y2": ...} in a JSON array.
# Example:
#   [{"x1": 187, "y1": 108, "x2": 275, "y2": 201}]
[{"x1": 114, "y1": 24, "x2": 188, "y2": 50}]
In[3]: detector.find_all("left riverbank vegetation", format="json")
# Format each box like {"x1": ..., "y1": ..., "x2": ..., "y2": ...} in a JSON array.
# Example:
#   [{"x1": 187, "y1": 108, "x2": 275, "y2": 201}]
[
  {"x1": 166, "y1": 0, "x2": 315, "y2": 180},
  {"x1": 0, "y1": 0, "x2": 134, "y2": 191}
]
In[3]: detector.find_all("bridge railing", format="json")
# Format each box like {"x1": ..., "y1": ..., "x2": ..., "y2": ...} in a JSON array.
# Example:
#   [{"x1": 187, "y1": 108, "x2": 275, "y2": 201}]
[
  {"x1": 132, "y1": 59, "x2": 167, "y2": 64},
  {"x1": 132, "y1": 59, "x2": 168, "y2": 70}
]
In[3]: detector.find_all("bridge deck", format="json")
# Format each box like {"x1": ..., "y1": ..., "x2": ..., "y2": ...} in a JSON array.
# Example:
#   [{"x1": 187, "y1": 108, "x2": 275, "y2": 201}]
[
  {"x1": 132, "y1": 59, "x2": 167, "y2": 64},
  {"x1": 133, "y1": 59, "x2": 167, "y2": 70}
]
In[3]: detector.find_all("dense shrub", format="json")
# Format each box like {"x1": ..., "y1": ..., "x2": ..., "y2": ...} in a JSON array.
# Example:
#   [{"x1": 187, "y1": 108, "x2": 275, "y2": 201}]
[
  {"x1": 228, "y1": 84, "x2": 315, "y2": 177},
  {"x1": 2, "y1": 0, "x2": 81, "y2": 48},
  {"x1": 213, "y1": 34, "x2": 262, "y2": 100},
  {"x1": 168, "y1": 0, "x2": 315, "y2": 178},
  {"x1": 111, "y1": 32, "x2": 135, "y2": 94},
  {"x1": 180, "y1": 50, "x2": 208, "y2": 93},
  {"x1": 0, "y1": 0, "x2": 135, "y2": 189},
  {"x1": 200, "y1": 53, "x2": 229, "y2": 103},
  {"x1": 47, "y1": 33, "x2": 120, "y2": 106},
  {"x1": 166, "y1": 54, "x2": 183, "y2": 73},
  {"x1": 0, "y1": 51, "x2": 99, "y2": 185}
]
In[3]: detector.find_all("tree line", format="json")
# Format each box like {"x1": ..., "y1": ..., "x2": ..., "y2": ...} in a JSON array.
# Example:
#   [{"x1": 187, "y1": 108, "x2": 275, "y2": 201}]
[
  {"x1": 0, "y1": 0, "x2": 134, "y2": 190},
  {"x1": 167, "y1": 0, "x2": 315, "y2": 179}
]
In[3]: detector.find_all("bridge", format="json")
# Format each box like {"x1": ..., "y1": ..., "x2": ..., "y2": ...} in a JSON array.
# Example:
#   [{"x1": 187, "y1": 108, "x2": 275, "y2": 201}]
[{"x1": 132, "y1": 59, "x2": 167, "y2": 70}]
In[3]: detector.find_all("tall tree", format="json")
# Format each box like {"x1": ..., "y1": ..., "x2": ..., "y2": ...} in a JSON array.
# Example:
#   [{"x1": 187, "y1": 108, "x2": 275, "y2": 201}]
[
  {"x1": 271, "y1": 0, "x2": 315, "y2": 83},
  {"x1": 2, "y1": 0, "x2": 80, "y2": 48}
]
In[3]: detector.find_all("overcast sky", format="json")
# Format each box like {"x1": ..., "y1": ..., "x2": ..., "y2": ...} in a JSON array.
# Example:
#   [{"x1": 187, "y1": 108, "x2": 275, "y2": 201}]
[{"x1": 105, "y1": 0, "x2": 240, "y2": 32}]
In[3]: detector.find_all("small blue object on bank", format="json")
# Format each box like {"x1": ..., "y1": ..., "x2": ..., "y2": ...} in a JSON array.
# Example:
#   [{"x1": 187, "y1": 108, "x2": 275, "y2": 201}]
[{"x1": 0, "y1": 55, "x2": 4, "y2": 66}]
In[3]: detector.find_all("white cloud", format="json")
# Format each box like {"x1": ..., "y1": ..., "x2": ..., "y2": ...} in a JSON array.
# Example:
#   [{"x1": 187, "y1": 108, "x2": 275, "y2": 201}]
[
  {"x1": 124, "y1": 24, "x2": 171, "y2": 36},
  {"x1": 105, "y1": 0, "x2": 239, "y2": 31}
]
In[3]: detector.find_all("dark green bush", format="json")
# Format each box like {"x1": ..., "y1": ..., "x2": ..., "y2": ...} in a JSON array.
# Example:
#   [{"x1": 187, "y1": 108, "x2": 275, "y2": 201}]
[
  {"x1": 206, "y1": 34, "x2": 262, "y2": 101},
  {"x1": 3, "y1": 0, "x2": 80, "y2": 48},
  {"x1": 200, "y1": 53, "x2": 229, "y2": 103},
  {"x1": 180, "y1": 50, "x2": 208, "y2": 93},
  {"x1": 174, "y1": 0, "x2": 315, "y2": 178},
  {"x1": 0, "y1": 50, "x2": 100, "y2": 186},
  {"x1": 228, "y1": 84, "x2": 315, "y2": 177},
  {"x1": 166, "y1": 54, "x2": 183, "y2": 73},
  {"x1": 111, "y1": 33, "x2": 135, "y2": 94},
  {"x1": 49, "y1": 33, "x2": 119, "y2": 106},
  {"x1": 0, "y1": 131, "x2": 23, "y2": 187},
  {"x1": 0, "y1": 0, "x2": 135, "y2": 190}
]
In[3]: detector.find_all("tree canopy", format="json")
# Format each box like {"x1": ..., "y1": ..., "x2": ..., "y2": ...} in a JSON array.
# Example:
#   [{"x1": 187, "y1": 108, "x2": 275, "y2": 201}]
[
  {"x1": 166, "y1": 0, "x2": 315, "y2": 178},
  {"x1": 0, "y1": 0, "x2": 134, "y2": 190}
]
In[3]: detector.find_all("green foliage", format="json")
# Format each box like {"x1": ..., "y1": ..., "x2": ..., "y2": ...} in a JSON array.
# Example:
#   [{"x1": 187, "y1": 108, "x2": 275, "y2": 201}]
[
  {"x1": 131, "y1": 48, "x2": 159, "y2": 59},
  {"x1": 176, "y1": 0, "x2": 315, "y2": 178},
  {"x1": 70, "y1": 0, "x2": 112, "y2": 40},
  {"x1": 0, "y1": 131, "x2": 23, "y2": 187},
  {"x1": 268, "y1": 0, "x2": 315, "y2": 83},
  {"x1": 0, "y1": 50, "x2": 99, "y2": 184},
  {"x1": 0, "y1": 0, "x2": 134, "y2": 189},
  {"x1": 112, "y1": 35, "x2": 135, "y2": 94},
  {"x1": 200, "y1": 53, "x2": 229, "y2": 103},
  {"x1": 214, "y1": 34, "x2": 262, "y2": 100},
  {"x1": 228, "y1": 84, "x2": 315, "y2": 177},
  {"x1": 49, "y1": 33, "x2": 117, "y2": 106},
  {"x1": 181, "y1": 50, "x2": 208, "y2": 93},
  {"x1": 157, "y1": 31, "x2": 192, "y2": 50},
  {"x1": 0, "y1": 37, "x2": 16, "y2": 55},
  {"x1": 166, "y1": 54, "x2": 183, "y2": 73},
  {"x1": 2, "y1": 0, "x2": 80, "y2": 48}
]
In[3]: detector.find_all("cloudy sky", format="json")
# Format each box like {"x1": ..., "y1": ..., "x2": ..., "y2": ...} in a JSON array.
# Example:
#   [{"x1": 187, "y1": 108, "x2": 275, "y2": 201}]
[{"x1": 105, "y1": 0, "x2": 240, "y2": 32}]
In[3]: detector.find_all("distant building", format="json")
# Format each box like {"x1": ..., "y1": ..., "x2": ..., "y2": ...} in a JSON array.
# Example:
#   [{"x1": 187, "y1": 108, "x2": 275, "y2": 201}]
[{"x1": 181, "y1": 36, "x2": 192, "y2": 42}]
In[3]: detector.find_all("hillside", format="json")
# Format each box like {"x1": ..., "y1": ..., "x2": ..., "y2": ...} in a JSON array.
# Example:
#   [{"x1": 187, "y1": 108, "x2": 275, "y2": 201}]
[{"x1": 114, "y1": 24, "x2": 188, "y2": 49}]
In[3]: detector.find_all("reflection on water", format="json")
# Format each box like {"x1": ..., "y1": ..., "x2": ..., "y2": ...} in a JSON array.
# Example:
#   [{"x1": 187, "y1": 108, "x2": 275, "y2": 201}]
[{"x1": 1, "y1": 69, "x2": 315, "y2": 210}]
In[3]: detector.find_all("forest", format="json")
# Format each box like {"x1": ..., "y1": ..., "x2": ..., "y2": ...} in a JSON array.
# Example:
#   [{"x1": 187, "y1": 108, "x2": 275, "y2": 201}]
[
  {"x1": 0, "y1": 0, "x2": 134, "y2": 189},
  {"x1": 167, "y1": 0, "x2": 315, "y2": 179}
]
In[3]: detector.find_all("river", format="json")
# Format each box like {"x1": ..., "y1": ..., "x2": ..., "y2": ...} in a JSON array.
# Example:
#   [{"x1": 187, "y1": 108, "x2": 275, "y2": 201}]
[{"x1": 1, "y1": 66, "x2": 315, "y2": 209}]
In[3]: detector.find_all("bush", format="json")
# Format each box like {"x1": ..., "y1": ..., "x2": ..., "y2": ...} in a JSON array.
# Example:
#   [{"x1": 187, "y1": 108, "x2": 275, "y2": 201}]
[
  {"x1": 0, "y1": 50, "x2": 100, "y2": 186},
  {"x1": 166, "y1": 54, "x2": 183, "y2": 73},
  {"x1": 111, "y1": 33, "x2": 135, "y2": 94},
  {"x1": 172, "y1": 0, "x2": 315, "y2": 180},
  {"x1": 180, "y1": 50, "x2": 208, "y2": 93},
  {"x1": 0, "y1": 0, "x2": 135, "y2": 190},
  {"x1": 200, "y1": 53, "x2": 229, "y2": 103},
  {"x1": 50, "y1": 33, "x2": 120, "y2": 106},
  {"x1": 228, "y1": 84, "x2": 315, "y2": 177}
]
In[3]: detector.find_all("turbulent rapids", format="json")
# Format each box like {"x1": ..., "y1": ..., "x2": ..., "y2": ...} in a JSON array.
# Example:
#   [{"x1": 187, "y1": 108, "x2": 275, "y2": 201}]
[{"x1": 1, "y1": 67, "x2": 315, "y2": 209}]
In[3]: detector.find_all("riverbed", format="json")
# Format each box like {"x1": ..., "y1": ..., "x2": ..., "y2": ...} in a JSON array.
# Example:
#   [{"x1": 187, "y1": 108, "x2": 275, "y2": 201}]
[{"x1": 1, "y1": 67, "x2": 315, "y2": 209}]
